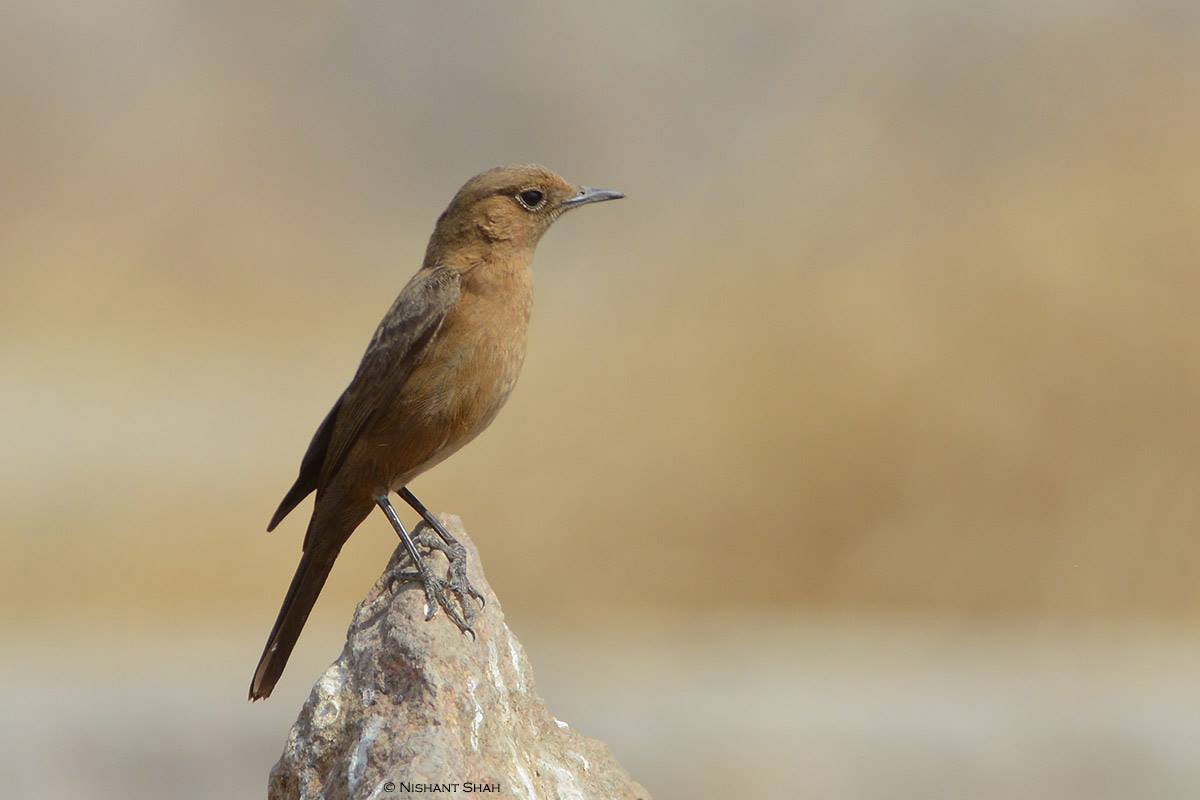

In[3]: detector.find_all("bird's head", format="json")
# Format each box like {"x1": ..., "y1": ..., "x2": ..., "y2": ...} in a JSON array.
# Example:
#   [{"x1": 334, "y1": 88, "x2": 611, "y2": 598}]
[{"x1": 424, "y1": 165, "x2": 623, "y2": 267}]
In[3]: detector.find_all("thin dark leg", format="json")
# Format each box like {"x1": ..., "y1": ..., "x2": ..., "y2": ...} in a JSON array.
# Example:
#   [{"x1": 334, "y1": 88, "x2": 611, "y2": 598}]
[
  {"x1": 377, "y1": 495, "x2": 427, "y2": 577},
  {"x1": 398, "y1": 487, "x2": 486, "y2": 609},
  {"x1": 375, "y1": 495, "x2": 474, "y2": 636},
  {"x1": 399, "y1": 487, "x2": 461, "y2": 547}
]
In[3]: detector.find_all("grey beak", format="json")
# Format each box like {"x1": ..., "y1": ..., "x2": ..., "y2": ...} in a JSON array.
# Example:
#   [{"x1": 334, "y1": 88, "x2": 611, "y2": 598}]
[{"x1": 561, "y1": 186, "x2": 625, "y2": 208}]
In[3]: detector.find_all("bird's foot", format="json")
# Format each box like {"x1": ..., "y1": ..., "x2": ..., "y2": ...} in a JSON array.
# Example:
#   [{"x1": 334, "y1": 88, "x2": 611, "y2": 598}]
[
  {"x1": 385, "y1": 528, "x2": 480, "y2": 638},
  {"x1": 413, "y1": 525, "x2": 484, "y2": 620}
]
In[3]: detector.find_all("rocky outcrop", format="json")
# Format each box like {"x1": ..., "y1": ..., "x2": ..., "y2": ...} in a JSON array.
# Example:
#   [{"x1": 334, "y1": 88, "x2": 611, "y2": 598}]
[{"x1": 268, "y1": 514, "x2": 652, "y2": 800}]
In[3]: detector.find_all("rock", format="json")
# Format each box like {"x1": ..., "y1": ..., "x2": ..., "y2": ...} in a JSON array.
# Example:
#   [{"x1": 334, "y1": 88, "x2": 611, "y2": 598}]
[{"x1": 268, "y1": 514, "x2": 652, "y2": 800}]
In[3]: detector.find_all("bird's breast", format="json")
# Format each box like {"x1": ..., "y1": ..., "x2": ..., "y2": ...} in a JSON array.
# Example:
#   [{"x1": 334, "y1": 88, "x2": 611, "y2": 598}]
[{"x1": 409, "y1": 304, "x2": 529, "y2": 426}]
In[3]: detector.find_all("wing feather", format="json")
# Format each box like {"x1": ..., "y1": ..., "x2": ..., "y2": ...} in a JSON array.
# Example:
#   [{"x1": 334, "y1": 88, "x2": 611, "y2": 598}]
[{"x1": 265, "y1": 267, "x2": 461, "y2": 530}]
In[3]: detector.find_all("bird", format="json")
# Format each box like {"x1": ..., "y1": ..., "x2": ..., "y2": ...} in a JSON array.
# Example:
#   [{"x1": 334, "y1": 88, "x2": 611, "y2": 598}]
[{"x1": 249, "y1": 165, "x2": 623, "y2": 700}]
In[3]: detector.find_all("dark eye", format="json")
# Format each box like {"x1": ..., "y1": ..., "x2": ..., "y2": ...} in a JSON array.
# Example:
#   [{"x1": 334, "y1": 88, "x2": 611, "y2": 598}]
[{"x1": 516, "y1": 188, "x2": 545, "y2": 210}]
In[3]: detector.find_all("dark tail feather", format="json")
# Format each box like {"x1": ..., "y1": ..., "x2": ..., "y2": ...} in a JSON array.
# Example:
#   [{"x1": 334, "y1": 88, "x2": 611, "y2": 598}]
[
  {"x1": 249, "y1": 543, "x2": 341, "y2": 700},
  {"x1": 268, "y1": 477, "x2": 315, "y2": 532},
  {"x1": 266, "y1": 397, "x2": 344, "y2": 532}
]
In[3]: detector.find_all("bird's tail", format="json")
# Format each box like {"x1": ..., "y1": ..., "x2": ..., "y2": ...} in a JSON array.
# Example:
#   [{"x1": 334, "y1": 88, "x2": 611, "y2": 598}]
[{"x1": 249, "y1": 542, "x2": 342, "y2": 700}]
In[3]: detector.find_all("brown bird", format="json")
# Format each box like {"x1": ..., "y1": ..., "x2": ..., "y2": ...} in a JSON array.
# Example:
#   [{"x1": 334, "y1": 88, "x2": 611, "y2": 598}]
[{"x1": 249, "y1": 165, "x2": 623, "y2": 700}]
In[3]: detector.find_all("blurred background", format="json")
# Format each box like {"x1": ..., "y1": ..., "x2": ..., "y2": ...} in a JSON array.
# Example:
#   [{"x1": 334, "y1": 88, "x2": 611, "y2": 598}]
[{"x1": 4, "y1": 1, "x2": 1200, "y2": 798}]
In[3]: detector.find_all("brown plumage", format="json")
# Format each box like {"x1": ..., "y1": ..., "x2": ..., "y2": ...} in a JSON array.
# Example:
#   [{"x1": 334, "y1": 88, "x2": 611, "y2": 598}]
[{"x1": 250, "y1": 165, "x2": 623, "y2": 700}]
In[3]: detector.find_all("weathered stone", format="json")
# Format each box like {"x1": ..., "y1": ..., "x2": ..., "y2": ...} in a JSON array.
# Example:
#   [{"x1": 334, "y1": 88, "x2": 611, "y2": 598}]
[{"x1": 268, "y1": 515, "x2": 652, "y2": 800}]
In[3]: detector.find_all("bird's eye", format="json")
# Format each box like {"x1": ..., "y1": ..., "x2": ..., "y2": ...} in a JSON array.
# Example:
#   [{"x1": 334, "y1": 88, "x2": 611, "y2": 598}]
[{"x1": 516, "y1": 188, "x2": 545, "y2": 210}]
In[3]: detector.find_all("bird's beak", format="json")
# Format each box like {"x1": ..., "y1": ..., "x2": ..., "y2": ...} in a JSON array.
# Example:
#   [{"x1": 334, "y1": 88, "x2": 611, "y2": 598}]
[{"x1": 561, "y1": 186, "x2": 625, "y2": 209}]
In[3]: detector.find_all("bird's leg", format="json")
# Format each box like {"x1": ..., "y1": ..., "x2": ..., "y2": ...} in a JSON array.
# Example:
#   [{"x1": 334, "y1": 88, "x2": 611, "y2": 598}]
[
  {"x1": 375, "y1": 495, "x2": 474, "y2": 638},
  {"x1": 398, "y1": 487, "x2": 486, "y2": 614}
]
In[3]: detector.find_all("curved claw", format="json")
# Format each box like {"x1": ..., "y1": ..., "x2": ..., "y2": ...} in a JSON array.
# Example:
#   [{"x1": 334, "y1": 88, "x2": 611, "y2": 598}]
[
  {"x1": 417, "y1": 572, "x2": 474, "y2": 635},
  {"x1": 458, "y1": 581, "x2": 486, "y2": 608},
  {"x1": 444, "y1": 559, "x2": 486, "y2": 617},
  {"x1": 438, "y1": 592, "x2": 473, "y2": 634},
  {"x1": 392, "y1": 530, "x2": 482, "y2": 638},
  {"x1": 423, "y1": 589, "x2": 439, "y2": 621}
]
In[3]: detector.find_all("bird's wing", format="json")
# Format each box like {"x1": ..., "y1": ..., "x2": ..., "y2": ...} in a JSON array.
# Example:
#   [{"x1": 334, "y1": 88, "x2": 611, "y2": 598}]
[
  {"x1": 321, "y1": 266, "x2": 461, "y2": 484},
  {"x1": 266, "y1": 396, "x2": 342, "y2": 531},
  {"x1": 266, "y1": 266, "x2": 461, "y2": 531}
]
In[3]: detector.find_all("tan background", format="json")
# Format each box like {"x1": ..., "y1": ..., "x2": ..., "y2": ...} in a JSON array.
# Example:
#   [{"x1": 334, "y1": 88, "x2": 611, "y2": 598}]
[{"x1": 4, "y1": 2, "x2": 1200, "y2": 798}]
